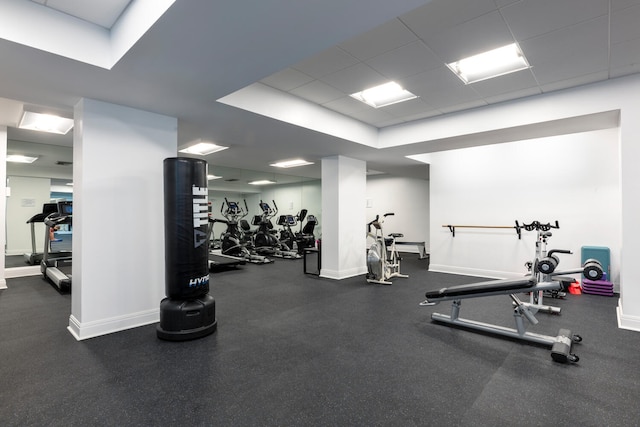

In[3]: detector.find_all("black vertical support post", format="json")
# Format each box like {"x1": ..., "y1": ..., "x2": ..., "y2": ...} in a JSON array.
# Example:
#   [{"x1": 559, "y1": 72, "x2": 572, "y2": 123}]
[{"x1": 157, "y1": 157, "x2": 217, "y2": 341}]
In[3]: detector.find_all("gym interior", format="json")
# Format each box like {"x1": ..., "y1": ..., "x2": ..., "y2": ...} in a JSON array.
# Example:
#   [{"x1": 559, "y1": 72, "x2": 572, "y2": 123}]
[{"x1": 2, "y1": 1, "x2": 640, "y2": 425}]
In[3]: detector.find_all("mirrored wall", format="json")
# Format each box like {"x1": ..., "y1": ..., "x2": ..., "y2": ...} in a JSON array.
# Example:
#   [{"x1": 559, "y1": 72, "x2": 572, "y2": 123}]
[
  {"x1": 5, "y1": 146, "x2": 322, "y2": 275},
  {"x1": 201, "y1": 164, "x2": 321, "y2": 246}
]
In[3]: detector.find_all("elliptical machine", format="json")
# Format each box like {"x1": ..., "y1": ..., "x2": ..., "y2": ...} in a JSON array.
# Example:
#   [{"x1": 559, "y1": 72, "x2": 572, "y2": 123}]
[
  {"x1": 294, "y1": 209, "x2": 317, "y2": 254},
  {"x1": 218, "y1": 198, "x2": 272, "y2": 264},
  {"x1": 366, "y1": 213, "x2": 408, "y2": 285},
  {"x1": 253, "y1": 200, "x2": 300, "y2": 259},
  {"x1": 275, "y1": 209, "x2": 317, "y2": 254},
  {"x1": 277, "y1": 214, "x2": 297, "y2": 252}
]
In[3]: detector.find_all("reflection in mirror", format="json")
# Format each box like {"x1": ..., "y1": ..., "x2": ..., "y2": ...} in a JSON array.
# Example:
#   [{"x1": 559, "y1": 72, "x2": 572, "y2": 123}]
[
  {"x1": 5, "y1": 137, "x2": 72, "y2": 276},
  {"x1": 206, "y1": 165, "x2": 322, "y2": 248},
  {"x1": 4, "y1": 156, "x2": 322, "y2": 274}
]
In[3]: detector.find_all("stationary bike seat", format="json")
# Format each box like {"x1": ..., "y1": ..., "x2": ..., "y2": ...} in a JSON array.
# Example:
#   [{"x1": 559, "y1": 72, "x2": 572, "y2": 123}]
[{"x1": 389, "y1": 233, "x2": 403, "y2": 238}]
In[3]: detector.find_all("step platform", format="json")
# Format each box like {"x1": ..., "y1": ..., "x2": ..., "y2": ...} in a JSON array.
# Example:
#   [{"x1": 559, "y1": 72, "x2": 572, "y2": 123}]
[{"x1": 582, "y1": 278, "x2": 614, "y2": 296}]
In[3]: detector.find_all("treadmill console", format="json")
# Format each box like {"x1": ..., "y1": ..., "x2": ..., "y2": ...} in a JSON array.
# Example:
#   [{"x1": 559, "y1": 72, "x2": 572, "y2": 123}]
[{"x1": 57, "y1": 200, "x2": 72, "y2": 216}]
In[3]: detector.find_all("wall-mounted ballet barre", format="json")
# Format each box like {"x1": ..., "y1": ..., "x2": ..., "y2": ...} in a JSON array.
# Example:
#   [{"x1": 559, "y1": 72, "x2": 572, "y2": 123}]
[
  {"x1": 443, "y1": 224, "x2": 522, "y2": 239},
  {"x1": 443, "y1": 221, "x2": 559, "y2": 239}
]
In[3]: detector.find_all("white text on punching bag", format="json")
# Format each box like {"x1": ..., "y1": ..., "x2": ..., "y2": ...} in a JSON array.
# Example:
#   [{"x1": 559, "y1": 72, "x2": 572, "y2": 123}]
[{"x1": 192, "y1": 185, "x2": 208, "y2": 248}]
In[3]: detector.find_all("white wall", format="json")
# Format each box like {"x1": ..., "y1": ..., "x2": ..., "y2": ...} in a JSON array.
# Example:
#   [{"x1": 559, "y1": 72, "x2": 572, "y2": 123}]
[
  {"x1": 0, "y1": 126, "x2": 6, "y2": 288},
  {"x1": 5, "y1": 176, "x2": 51, "y2": 255},
  {"x1": 365, "y1": 175, "x2": 429, "y2": 252},
  {"x1": 69, "y1": 98, "x2": 176, "y2": 340},
  {"x1": 380, "y1": 73, "x2": 640, "y2": 331},
  {"x1": 428, "y1": 129, "x2": 621, "y2": 284},
  {"x1": 321, "y1": 156, "x2": 367, "y2": 279}
]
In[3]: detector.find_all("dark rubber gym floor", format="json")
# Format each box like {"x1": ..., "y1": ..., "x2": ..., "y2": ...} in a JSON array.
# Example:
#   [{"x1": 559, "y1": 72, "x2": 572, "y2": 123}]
[{"x1": 2, "y1": 254, "x2": 639, "y2": 426}]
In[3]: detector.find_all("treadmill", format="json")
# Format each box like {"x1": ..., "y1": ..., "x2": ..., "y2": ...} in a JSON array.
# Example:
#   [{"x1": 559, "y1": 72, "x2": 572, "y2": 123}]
[
  {"x1": 23, "y1": 203, "x2": 58, "y2": 265},
  {"x1": 40, "y1": 201, "x2": 72, "y2": 292}
]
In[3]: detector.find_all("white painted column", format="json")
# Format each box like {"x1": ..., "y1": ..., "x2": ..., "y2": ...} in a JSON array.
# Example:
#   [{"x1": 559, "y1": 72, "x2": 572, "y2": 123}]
[
  {"x1": 320, "y1": 155, "x2": 367, "y2": 279},
  {"x1": 618, "y1": 108, "x2": 640, "y2": 331},
  {"x1": 68, "y1": 99, "x2": 177, "y2": 340},
  {"x1": 0, "y1": 126, "x2": 7, "y2": 289}
]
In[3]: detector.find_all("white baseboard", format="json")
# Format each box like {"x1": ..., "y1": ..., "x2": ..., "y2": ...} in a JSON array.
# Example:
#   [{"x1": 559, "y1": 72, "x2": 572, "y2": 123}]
[
  {"x1": 68, "y1": 309, "x2": 160, "y2": 341},
  {"x1": 617, "y1": 300, "x2": 640, "y2": 332},
  {"x1": 5, "y1": 266, "x2": 41, "y2": 278},
  {"x1": 6, "y1": 249, "x2": 29, "y2": 256},
  {"x1": 428, "y1": 264, "x2": 520, "y2": 280},
  {"x1": 320, "y1": 266, "x2": 367, "y2": 280}
]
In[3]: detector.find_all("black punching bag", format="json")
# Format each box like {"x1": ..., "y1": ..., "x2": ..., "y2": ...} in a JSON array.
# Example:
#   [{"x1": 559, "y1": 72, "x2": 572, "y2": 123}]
[{"x1": 157, "y1": 157, "x2": 217, "y2": 341}]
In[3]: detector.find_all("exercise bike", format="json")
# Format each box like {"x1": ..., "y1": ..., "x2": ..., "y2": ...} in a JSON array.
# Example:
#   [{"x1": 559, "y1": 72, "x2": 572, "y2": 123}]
[{"x1": 366, "y1": 213, "x2": 408, "y2": 285}]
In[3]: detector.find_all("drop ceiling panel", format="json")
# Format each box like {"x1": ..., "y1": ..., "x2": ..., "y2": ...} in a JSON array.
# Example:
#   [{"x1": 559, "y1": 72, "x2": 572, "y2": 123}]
[
  {"x1": 320, "y1": 62, "x2": 387, "y2": 94},
  {"x1": 401, "y1": 67, "x2": 481, "y2": 108},
  {"x1": 500, "y1": 0, "x2": 608, "y2": 41},
  {"x1": 470, "y1": 68, "x2": 538, "y2": 98},
  {"x1": 289, "y1": 80, "x2": 345, "y2": 104},
  {"x1": 365, "y1": 40, "x2": 442, "y2": 80},
  {"x1": 396, "y1": 108, "x2": 442, "y2": 123},
  {"x1": 493, "y1": 0, "x2": 520, "y2": 7},
  {"x1": 260, "y1": 68, "x2": 315, "y2": 91},
  {"x1": 399, "y1": 0, "x2": 497, "y2": 40},
  {"x1": 611, "y1": 0, "x2": 640, "y2": 11},
  {"x1": 540, "y1": 70, "x2": 609, "y2": 92},
  {"x1": 610, "y1": 3, "x2": 640, "y2": 44},
  {"x1": 292, "y1": 46, "x2": 359, "y2": 79},
  {"x1": 610, "y1": 38, "x2": 640, "y2": 76},
  {"x1": 424, "y1": 10, "x2": 515, "y2": 63},
  {"x1": 347, "y1": 107, "x2": 395, "y2": 126},
  {"x1": 379, "y1": 97, "x2": 436, "y2": 117},
  {"x1": 521, "y1": 16, "x2": 609, "y2": 85},
  {"x1": 338, "y1": 18, "x2": 418, "y2": 61},
  {"x1": 482, "y1": 87, "x2": 542, "y2": 105},
  {"x1": 439, "y1": 99, "x2": 488, "y2": 114},
  {"x1": 322, "y1": 96, "x2": 370, "y2": 115}
]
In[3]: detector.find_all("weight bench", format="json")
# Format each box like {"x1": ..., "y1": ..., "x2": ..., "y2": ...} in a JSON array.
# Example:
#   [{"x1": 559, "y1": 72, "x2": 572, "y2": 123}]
[
  {"x1": 395, "y1": 241, "x2": 428, "y2": 259},
  {"x1": 420, "y1": 277, "x2": 582, "y2": 363}
]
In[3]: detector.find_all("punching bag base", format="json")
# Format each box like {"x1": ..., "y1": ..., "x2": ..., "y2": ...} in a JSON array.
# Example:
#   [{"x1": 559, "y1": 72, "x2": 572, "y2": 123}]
[{"x1": 157, "y1": 294, "x2": 217, "y2": 341}]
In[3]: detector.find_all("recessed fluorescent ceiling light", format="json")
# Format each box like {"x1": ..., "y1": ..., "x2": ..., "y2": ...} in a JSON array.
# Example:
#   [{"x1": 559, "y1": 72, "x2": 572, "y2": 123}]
[
  {"x1": 207, "y1": 174, "x2": 222, "y2": 180},
  {"x1": 6, "y1": 154, "x2": 38, "y2": 163},
  {"x1": 19, "y1": 111, "x2": 74, "y2": 134},
  {"x1": 350, "y1": 81, "x2": 417, "y2": 108},
  {"x1": 179, "y1": 142, "x2": 228, "y2": 155},
  {"x1": 447, "y1": 43, "x2": 530, "y2": 84},
  {"x1": 270, "y1": 159, "x2": 314, "y2": 168},
  {"x1": 248, "y1": 180, "x2": 276, "y2": 185}
]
